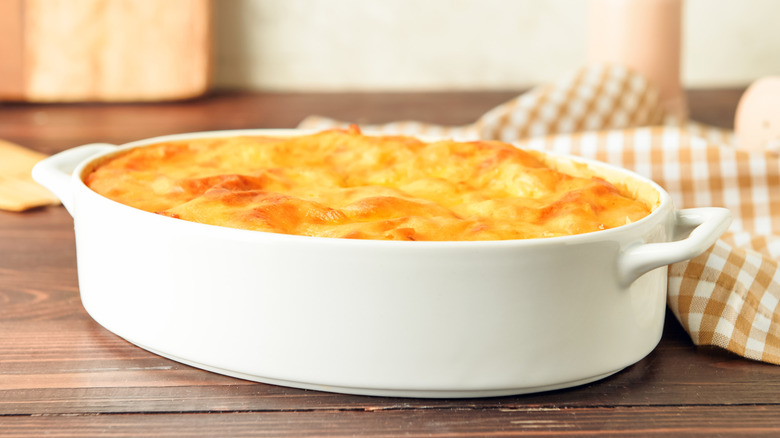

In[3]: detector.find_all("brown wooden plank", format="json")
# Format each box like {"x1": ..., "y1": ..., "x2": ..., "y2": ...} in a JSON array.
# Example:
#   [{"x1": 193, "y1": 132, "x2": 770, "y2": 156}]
[
  {"x1": 1, "y1": 311, "x2": 779, "y2": 415},
  {"x1": 0, "y1": 208, "x2": 77, "y2": 298},
  {"x1": 686, "y1": 88, "x2": 745, "y2": 130},
  {"x1": 0, "y1": 91, "x2": 521, "y2": 153},
  {"x1": 0, "y1": 90, "x2": 743, "y2": 157},
  {"x1": 1, "y1": 405, "x2": 780, "y2": 437},
  {"x1": 0, "y1": 91, "x2": 769, "y2": 437}
]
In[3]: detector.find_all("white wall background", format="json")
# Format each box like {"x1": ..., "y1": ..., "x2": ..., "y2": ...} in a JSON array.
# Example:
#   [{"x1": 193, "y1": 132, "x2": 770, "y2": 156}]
[{"x1": 213, "y1": 0, "x2": 780, "y2": 91}]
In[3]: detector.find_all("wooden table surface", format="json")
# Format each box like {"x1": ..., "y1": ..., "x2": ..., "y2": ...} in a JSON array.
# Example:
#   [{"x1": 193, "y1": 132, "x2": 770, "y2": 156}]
[{"x1": 2, "y1": 89, "x2": 780, "y2": 437}]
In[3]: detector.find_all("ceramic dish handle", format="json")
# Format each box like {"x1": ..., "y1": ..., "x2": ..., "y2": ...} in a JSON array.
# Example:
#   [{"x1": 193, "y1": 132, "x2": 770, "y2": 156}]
[
  {"x1": 617, "y1": 207, "x2": 732, "y2": 287},
  {"x1": 32, "y1": 143, "x2": 117, "y2": 215}
]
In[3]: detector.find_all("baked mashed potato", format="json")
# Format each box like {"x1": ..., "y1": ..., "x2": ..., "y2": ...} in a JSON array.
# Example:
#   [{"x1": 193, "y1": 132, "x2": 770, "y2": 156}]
[{"x1": 84, "y1": 127, "x2": 654, "y2": 241}]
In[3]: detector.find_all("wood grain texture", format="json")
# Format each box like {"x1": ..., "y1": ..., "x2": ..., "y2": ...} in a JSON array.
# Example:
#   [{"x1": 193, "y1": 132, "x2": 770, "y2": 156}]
[
  {"x1": 0, "y1": 89, "x2": 745, "y2": 154},
  {"x1": 1, "y1": 313, "x2": 779, "y2": 415},
  {"x1": 1, "y1": 90, "x2": 777, "y2": 437},
  {"x1": 2, "y1": 406, "x2": 780, "y2": 437}
]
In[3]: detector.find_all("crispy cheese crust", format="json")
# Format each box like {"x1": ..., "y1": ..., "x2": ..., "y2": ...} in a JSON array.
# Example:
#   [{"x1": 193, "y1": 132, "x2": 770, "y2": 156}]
[{"x1": 84, "y1": 128, "x2": 654, "y2": 241}]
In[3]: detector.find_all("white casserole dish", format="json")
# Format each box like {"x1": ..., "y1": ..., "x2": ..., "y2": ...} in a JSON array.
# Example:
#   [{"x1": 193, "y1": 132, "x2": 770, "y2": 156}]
[{"x1": 33, "y1": 129, "x2": 731, "y2": 398}]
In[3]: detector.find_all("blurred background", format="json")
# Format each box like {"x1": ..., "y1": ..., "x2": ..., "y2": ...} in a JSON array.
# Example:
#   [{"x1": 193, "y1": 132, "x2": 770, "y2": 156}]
[
  {"x1": 3, "y1": 0, "x2": 778, "y2": 102},
  {"x1": 214, "y1": 0, "x2": 780, "y2": 92}
]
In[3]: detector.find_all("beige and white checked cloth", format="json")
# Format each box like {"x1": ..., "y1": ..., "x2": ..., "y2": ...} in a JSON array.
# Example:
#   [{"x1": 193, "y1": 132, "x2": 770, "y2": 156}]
[{"x1": 300, "y1": 65, "x2": 780, "y2": 365}]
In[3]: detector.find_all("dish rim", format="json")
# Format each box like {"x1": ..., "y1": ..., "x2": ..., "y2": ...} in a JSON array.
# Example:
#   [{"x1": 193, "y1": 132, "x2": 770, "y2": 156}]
[{"x1": 73, "y1": 128, "x2": 673, "y2": 248}]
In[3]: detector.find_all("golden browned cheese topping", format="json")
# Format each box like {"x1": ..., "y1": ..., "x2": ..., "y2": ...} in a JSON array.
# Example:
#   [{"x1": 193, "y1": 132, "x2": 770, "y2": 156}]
[{"x1": 84, "y1": 128, "x2": 653, "y2": 241}]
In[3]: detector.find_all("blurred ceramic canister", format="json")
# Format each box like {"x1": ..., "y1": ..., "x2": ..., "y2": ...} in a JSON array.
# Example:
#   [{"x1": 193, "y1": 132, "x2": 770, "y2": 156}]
[{"x1": 587, "y1": 0, "x2": 687, "y2": 121}]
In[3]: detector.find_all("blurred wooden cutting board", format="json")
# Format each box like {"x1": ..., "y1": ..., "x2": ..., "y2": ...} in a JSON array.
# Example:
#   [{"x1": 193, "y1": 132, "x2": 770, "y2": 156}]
[
  {"x1": 0, "y1": 0, "x2": 211, "y2": 102},
  {"x1": 0, "y1": 140, "x2": 59, "y2": 212}
]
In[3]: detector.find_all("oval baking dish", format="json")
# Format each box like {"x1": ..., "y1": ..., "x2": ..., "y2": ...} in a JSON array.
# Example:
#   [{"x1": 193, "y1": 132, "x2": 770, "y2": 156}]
[{"x1": 33, "y1": 129, "x2": 731, "y2": 398}]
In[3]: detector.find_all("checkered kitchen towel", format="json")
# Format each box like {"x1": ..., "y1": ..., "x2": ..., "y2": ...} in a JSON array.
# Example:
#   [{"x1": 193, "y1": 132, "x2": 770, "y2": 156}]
[{"x1": 300, "y1": 65, "x2": 780, "y2": 365}]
